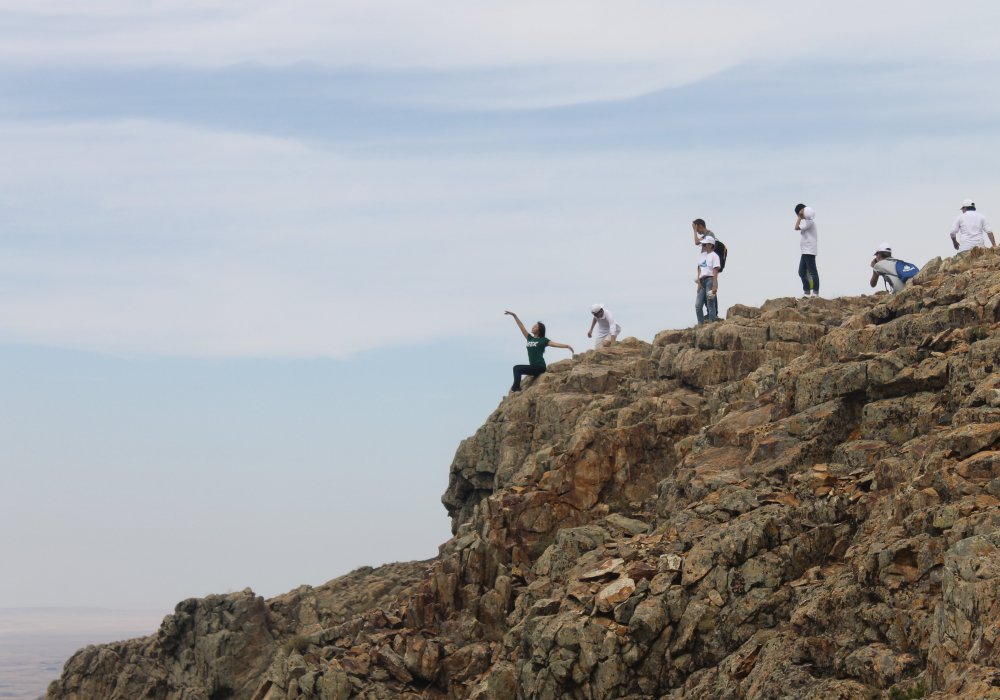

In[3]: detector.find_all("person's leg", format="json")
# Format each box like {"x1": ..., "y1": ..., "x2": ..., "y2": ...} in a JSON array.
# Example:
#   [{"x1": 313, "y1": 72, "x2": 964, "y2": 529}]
[
  {"x1": 695, "y1": 278, "x2": 707, "y2": 324},
  {"x1": 798, "y1": 255, "x2": 811, "y2": 294},
  {"x1": 511, "y1": 364, "x2": 544, "y2": 391},
  {"x1": 594, "y1": 336, "x2": 607, "y2": 349},
  {"x1": 707, "y1": 282, "x2": 718, "y2": 322},
  {"x1": 805, "y1": 255, "x2": 819, "y2": 294}
]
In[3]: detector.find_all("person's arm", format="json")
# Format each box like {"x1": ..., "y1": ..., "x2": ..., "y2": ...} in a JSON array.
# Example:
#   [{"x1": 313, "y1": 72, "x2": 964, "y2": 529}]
[
  {"x1": 795, "y1": 215, "x2": 803, "y2": 231},
  {"x1": 548, "y1": 340, "x2": 575, "y2": 354},
  {"x1": 605, "y1": 311, "x2": 618, "y2": 341},
  {"x1": 870, "y1": 270, "x2": 880, "y2": 288},
  {"x1": 987, "y1": 223, "x2": 996, "y2": 247},
  {"x1": 949, "y1": 218, "x2": 960, "y2": 250},
  {"x1": 587, "y1": 317, "x2": 596, "y2": 338},
  {"x1": 692, "y1": 224, "x2": 702, "y2": 246},
  {"x1": 504, "y1": 310, "x2": 529, "y2": 339},
  {"x1": 711, "y1": 266, "x2": 719, "y2": 294}
]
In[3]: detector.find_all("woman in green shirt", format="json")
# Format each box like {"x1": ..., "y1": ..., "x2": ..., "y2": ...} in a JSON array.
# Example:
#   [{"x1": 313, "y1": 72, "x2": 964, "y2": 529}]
[{"x1": 504, "y1": 310, "x2": 574, "y2": 392}]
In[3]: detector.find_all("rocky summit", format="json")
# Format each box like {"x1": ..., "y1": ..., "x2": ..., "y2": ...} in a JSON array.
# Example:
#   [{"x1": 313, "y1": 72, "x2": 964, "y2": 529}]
[{"x1": 49, "y1": 250, "x2": 1000, "y2": 700}]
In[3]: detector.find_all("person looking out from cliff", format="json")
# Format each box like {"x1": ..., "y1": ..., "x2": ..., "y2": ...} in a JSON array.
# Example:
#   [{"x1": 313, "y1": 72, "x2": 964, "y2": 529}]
[
  {"x1": 870, "y1": 242, "x2": 906, "y2": 293},
  {"x1": 695, "y1": 236, "x2": 720, "y2": 324},
  {"x1": 949, "y1": 199, "x2": 995, "y2": 252},
  {"x1": 795, "y1": 203, "x2": 820, "y2": 298},
  {"x1": 692, "y1": 218, "x2": 715, "y2": 246},
  {"x1": 504, "y1": 311, "x2": 574, "y2": 392},
  {"x1": 587, "y1": 304, "x2": 621, "y2": 349}
]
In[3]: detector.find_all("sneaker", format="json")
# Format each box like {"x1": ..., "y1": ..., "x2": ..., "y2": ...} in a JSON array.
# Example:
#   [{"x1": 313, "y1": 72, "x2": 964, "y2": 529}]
[
  {"x1": 811, "y1": 291, "x2": 820, "y2": 298},
  {"x1": 802, "y1": 293, "x2": 811, "y2": 299}
]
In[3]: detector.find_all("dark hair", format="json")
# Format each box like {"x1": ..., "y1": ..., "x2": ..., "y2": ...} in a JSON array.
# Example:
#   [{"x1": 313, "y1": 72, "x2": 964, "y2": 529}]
[
  {"x1": 795, "y1": 203, "x2": 806, "y2": 215},
  {"x1": 536, "y1": 322, "x2": 546, "y2": 338},
  {"x1": 966, "y1": 205, "x2": 977, "y2": 211},
  {"x1": 692, "y1": 218, "x2": 706, "y2": 227}
]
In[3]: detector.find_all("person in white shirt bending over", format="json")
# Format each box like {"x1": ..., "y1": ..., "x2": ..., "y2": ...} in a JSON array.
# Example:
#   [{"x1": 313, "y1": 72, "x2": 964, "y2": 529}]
[
  {"x1": 949, "y1": 199, "x2": 996, "y2": 252},
  {"x1": 695, "y1": 236, "x2": 721, "y2": 324},
  {"x1": 870, "y1": 242, "x2": 905, "y2": 293},
  {"x1": 587, "y1": 304, "x2": 621, "y2": 349},
  {"x1": 795, "y1": 203, "x2": 819, "y2": 298}
]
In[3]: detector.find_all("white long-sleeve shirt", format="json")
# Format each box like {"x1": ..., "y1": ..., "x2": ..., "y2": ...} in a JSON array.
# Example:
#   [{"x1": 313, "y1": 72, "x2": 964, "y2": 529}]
[
  {"x1": 949, "y1": 211, "x2": 993, "y2": 251},
  {"x1": 593, "y1": 310, "x2": 621, "y2": 338},
  {"x1": 798, "y1": 208, "x2": 818, "y2": 255}
]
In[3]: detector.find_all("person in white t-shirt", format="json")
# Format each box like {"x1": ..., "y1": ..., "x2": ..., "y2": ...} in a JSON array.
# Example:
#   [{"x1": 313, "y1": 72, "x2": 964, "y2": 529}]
[
  {"x1": 949, "y1": 199, "x2": 996, "y2": 252},
  {"x1": 869, "y1": 242, "x2": 906, "y2": 293},
  {"x1": 587, "y1": 304, "x2": 621, "y2": 349},
  {"x1": 794, "y1": 203, "x2": 819, "y2": 298},
  {"x1": 695, "y1": 236, "x2": 721, "y2": 324}
]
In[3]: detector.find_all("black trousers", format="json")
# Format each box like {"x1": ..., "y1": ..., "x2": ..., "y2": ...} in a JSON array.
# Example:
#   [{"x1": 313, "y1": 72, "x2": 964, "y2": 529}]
[
  {"x1": 798, "y1": 254, "x2": 819, "y2": 293},
  {"x1": 511, "y1": 364, "x2": 545, "y2": 391}
]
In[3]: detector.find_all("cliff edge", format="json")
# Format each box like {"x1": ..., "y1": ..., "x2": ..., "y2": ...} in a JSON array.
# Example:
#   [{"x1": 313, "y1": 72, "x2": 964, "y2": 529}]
[{"x1": 49, "y1": 250, "x2": 1000, "y2": 700}]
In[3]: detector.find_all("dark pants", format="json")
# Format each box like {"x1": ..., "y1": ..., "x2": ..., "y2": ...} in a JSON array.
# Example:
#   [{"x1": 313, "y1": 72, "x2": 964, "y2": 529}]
[
  {"x1": 512, "y1": 364, "x2": 545, "y2": 391},
  {"x1": 798, "y1": 254, "x2": 819, "y2": 293}
]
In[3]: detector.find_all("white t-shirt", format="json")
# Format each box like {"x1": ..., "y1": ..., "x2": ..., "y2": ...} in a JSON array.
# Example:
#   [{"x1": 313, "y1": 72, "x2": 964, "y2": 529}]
[
  {"x1": 593, "y1": 309, "x2": 622, "y2": 338},
  {"x1": 873, "y1": 258, "x2": 905, "y2": 293},
  {"x1": 949, "y1": 211, "x2": 993, "y2": 251},
  {"x1": 798, "y1": 209, "x2": 818, "y2": 255},
  {"x1": 698, "y1": 251, "x2": 721, "y2": 279}
]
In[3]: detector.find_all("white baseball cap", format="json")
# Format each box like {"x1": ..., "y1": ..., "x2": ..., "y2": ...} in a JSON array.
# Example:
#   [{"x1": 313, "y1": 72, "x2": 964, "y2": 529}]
[
  {"x1": 591, "y1": 303, "x2": 604, "y2": 314},
  {"x1": 701, "y1": 235, "x2": 716, "y2": 246},
  {"x1": 961, "y1": 198, "x2": 975, "y2": 209},
  {"x1": 875, "y1": 241, "x2": 892, "y2": 255}
]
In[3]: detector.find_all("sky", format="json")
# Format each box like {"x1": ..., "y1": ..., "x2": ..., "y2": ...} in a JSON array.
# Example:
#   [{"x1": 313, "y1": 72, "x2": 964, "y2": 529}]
[{"x1": 2, "y1": 1, "x2": 1000, "y2": 615}]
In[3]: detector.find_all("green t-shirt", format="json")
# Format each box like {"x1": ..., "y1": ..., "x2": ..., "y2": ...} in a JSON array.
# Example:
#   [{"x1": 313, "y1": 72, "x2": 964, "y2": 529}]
[{"x1": 526, "y1": 335, "x2": 550, "y2": 367}]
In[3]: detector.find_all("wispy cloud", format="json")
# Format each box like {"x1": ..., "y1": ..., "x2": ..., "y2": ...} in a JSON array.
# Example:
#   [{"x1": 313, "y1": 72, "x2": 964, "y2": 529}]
[{"x1": 3, "y1": 2, "x2": 999, "y2": 107}]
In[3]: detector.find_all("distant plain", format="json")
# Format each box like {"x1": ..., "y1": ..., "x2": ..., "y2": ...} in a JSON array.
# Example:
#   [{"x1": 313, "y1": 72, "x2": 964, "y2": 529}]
[{"x1": 0, "y1": 608, "x2": 162, "y2": 700}]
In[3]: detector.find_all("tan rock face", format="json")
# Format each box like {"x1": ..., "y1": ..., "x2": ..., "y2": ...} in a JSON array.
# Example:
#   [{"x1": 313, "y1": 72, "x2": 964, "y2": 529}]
[{"x1": 49, "y1": 250, "x2": 1000, "y2": 699}]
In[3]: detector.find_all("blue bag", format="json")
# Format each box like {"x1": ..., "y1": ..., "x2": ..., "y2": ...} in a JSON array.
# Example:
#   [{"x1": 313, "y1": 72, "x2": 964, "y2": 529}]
[{"x1": 894, "y1": 260, "x2": 919, "y2": 282}]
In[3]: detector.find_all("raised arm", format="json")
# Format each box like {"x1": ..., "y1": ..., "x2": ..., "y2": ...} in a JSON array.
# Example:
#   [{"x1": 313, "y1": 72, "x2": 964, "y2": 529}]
[
  {"x1": 504, "y1": 310, "x2": 529, "y2": 339},
  {"x1": 692, "y1": 223, "x2": 702, "y2": 246},
  {"x1": 548, "y1": 340, "x2": 575, "y2": 354},
  {"x1": 870, "y1": 269, "x2": 880, "y2": 288}
]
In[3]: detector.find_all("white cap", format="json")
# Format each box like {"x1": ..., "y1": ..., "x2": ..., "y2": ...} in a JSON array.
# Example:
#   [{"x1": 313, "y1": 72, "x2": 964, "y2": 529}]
[
  {"x1": 701, "y1": 235, "x2": 716, "y2": 246},
  {"x1": 591, "y1": 303, "x2": 604, "y2": 314},
  {"x1": 961, "y1": 198, "x2": 975, "y2": 209},
  {"x1": 875, "y1": 241, "x2": 892, "y2": 255},
  {"x1": 802, "y1": 206, "x2": 816, "y2": 219}
]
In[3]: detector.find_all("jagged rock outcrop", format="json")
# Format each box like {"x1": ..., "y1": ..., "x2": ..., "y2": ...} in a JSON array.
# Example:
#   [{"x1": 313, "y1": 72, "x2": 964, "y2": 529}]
[{"x1": 51, "y1": 249, "x2": 1000, "y2": 699}]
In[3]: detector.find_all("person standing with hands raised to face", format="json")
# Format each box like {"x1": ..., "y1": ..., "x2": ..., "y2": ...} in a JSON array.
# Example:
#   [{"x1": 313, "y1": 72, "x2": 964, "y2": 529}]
[
  {"x1": 695, "y1": 236, "x2": 721, "y2": 324},
  {"x1": 504, "y1": 311, "x2": 574, "y2": 393},
  {"x1": 795, "y1": 203, "x2": 820, "y2": 298}
]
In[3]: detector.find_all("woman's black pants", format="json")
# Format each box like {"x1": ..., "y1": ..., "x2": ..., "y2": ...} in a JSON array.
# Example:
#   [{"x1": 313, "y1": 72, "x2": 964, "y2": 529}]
[{"x1": 511, "y1": 365, "x2": 545, "y2": 391}]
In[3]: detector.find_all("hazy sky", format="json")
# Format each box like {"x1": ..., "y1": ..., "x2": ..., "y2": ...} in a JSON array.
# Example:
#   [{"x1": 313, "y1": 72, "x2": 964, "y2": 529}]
[{"x1": 2, "y1": 1, "x2": 1000, "y2": 612}]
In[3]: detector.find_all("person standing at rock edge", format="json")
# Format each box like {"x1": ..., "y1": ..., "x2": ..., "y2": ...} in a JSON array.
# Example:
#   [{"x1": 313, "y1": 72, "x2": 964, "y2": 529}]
[
  {"x1": 870, "y1": 242, "x2": 906, "y2": 293},
  {"x1": 587, "y1": 304, "x2": 621, "y2": 349},
  {"x1": 795, "y1": 203, "x2": 820, "y2": 297},
  {"x1": 695, "y1": 235, "x2": 720, "y2": 324},
  {"x1": 949, "y1": 199, "x2": 996, "y2": 252},
  {"x1": 504, "y1": 311, "x2": 574, "y2": 392}
]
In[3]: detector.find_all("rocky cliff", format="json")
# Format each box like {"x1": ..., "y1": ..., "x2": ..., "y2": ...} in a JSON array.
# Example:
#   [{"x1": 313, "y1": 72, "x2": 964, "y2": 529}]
[{"x1": 50, "y1": 250, "x2": 1000, "y2": 700}]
